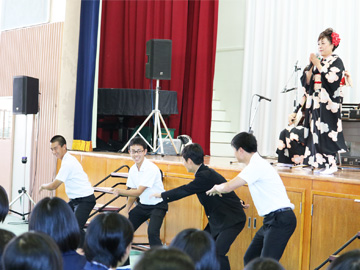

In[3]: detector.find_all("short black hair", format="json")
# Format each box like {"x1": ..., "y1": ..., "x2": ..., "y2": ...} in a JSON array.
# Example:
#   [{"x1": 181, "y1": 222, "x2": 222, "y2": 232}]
[
  {"x1": 181, "y1": 143, "x2": 204, "y2": 165},
  {"x1": 170, "y1": 229, "x2": 220, "y2": 270},
  {"x1": 244, "y1": 257, "x2": 285, "y2": 270},
  {"x1": 28, "y1": 197, "x2": 80, "y2": 252},
  {"x1": 84, "y1": 212, "x2": 134, "y2": 268},
  {"x1": 50, "y1": 135, "x2": 67, "y2": 147},
  {"x1": 0, "y1": 185, "x2": 9, "y2": 223},
  {"x1": 128, "y1": 137, "x2": 147, "y2": 151},
  {"x1": 134, "y1": 247, "x2": 195, "y2": 270},
  {"x1": 2, "y1": 231, "x2": 63, "y2": 270},
  {"x1": 327, "y1": 249, "x2": 360, "y2": 270},
  {"x1": 231, "y1": 132, "x2": 257, "y2": 153}
]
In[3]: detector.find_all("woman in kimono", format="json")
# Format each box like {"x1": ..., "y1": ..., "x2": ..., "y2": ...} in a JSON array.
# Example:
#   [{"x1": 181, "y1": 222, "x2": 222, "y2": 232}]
[{"x1": 288, "y1": 28, "x2": 347, "y2": 174}]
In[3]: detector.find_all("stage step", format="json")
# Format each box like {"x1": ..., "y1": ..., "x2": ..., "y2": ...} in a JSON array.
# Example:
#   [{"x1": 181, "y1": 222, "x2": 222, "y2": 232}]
[
  {"x1": 93, "y1": 187, "x2": 115, "y2": 194},
  {"x1": 210, "y1": 142, "x2": 234, "y2": 157},
  {"x1": 212, "y1": 110, "x2": 228, "y2": 121},
  {"x1": 211, "y1": 120, "x2": 234, "y2": 132},
  {"x1": 329, "y1": 254, "x2": 339, "y2": 262},
  {"x1": 212, "y1": 99, "x2": 222, "y2": 110},
  {"x1": 110, "y1": 172, "x2": 129, "y2": 178},
  {"x1": 210, "y1": 131, "x2": 237, "y2": 143},
  {"x1": 93, "y1": 203, "x2": 121, "y2": 212}
]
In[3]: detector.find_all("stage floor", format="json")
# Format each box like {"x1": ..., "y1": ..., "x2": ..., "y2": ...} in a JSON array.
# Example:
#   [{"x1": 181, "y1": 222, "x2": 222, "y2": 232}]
[{"x1": 81, "y1": 150, "x2": 360, "y2": 183}]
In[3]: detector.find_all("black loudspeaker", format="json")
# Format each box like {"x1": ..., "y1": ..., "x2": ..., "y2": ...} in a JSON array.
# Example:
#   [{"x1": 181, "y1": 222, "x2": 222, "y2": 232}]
[
  {"x1": 13, "y1": 76, "x2": 39, "y2": 115},
  {"x1": 145, "y1": 39, "x2": 172, "y2": 80}
]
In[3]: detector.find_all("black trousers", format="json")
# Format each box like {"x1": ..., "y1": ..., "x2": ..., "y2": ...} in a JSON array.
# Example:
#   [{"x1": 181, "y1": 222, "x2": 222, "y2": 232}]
[
  {"x1": 206, "y1": 221, "x2": 246, "y2": 270},
  {"x1": 244, "y1": 209, "x2": 297, "y2": 266},
  {"x1": 129, "y1": 201, "x2": 168, "y2": 247},
  {"x1": 68, "y1": 194, "x2": 96, "y2": 247}
]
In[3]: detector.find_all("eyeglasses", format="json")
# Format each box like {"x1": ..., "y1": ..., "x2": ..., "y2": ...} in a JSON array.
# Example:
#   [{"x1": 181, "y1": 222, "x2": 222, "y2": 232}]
[{"x1": 129, "y1": 150, "x2": 144, "y2": 155}]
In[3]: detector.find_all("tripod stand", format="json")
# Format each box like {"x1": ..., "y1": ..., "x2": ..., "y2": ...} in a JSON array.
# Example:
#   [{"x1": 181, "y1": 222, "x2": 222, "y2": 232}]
[
  {"x1": 9, "y1": 187, "x2": 35, "y2": 221},
  {"x1": 121, "y1": 80, "x2": 179, "y2": 155},
  {"x1": 9, "y1": 114, "x2": 36, "y2": 223}
]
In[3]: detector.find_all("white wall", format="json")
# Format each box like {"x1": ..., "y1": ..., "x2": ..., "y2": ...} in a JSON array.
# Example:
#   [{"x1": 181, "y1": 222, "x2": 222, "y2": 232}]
[
  {"x1": 213, "y1": 0, "x2": 246, "y2": 132},
  {"x1": 57, "y1": 0, "x2": 82, "y2": 149}
]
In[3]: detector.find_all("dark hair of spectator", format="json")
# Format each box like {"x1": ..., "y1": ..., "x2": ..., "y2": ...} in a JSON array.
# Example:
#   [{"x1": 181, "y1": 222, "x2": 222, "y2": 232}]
[
  {"x1": 50, "y1": 135, "x2": 67, "y2": 147},
  {"x1": 0, "y1": 229, "x2": 16, "y2": 270},
  {"x1": 170, "y1": 228, "x2": 220, "y2": 270},
  {"x1": 2, "y1": 231, "x2": 62, "y2": 270},
  {"x1": 84, "y1": 212, "x2": 134, "y2": 268},
  {"x1": 244, "y1": 257, "x2": 285, "y2": 270},
  {"x1": 0, "y1": 186, "x2": 9, "y2": 223},
  {"x1": 181, "y1": 143, "x2": 204, "y2": 165},
  {"x1": 28, "y1": 197, "x2": 80, "y2": 252},
  {"x1": 133, "y1": 247, "x2": 195, "y2": 270},
  {"x1": 327, "y1": 249, "x2": 360, "y2": 270},
  {"x1": 231, "y1": 132, "x2": 257, "y2": 153}
]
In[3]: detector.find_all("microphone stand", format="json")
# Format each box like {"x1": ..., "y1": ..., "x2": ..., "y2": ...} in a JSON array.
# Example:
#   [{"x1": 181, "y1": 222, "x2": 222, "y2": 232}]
[{"x1": 248, "y1": 95, "x2": 271, "y2": 134}]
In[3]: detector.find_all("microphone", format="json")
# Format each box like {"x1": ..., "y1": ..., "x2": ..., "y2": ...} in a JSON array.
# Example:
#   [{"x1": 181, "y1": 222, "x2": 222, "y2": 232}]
[
  {"x1": 255, "y1": 94, "x2": 271, "y2": 102},
  {"x1": 304, "y1": 53, "x2": 320, "y2": 71},
  {"x1": 281, "y1": 87, "x2": 297, "y2": 94}
]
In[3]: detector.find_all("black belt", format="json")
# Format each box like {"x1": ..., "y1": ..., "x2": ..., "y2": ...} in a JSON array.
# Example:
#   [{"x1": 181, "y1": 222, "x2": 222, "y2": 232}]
[{"x1": 266, "y1": 207, "x2": 292, "y2": 217}]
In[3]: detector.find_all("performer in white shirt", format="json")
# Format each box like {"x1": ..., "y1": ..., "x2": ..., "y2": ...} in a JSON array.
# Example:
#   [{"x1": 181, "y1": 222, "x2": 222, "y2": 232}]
[
  {"x1": 207, "y1": 132, "x2": 296, "y2": 265},
  {"x1": 112, "y1": 137, "x2": 167, "y2": 247},
  {"x1": 40, "y1": 135, "x2": 95, "y2": 245}
]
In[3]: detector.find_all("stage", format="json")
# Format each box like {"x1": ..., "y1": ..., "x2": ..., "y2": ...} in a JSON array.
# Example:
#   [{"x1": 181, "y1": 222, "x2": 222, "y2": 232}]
[{"x1": 56, "y1": 151, "x2": 360, "y2": 270}]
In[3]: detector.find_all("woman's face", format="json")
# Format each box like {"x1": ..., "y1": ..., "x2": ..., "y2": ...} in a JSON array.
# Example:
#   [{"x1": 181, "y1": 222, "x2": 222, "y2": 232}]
[{"x1": 318, "y1": 37, "x2": 334, "y2": 58}]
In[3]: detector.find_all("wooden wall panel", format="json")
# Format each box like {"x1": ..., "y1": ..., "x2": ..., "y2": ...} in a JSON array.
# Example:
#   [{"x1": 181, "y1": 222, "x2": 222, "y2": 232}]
[{"x1": 0, "y1": 23, "x2": 63, "y2": 204}]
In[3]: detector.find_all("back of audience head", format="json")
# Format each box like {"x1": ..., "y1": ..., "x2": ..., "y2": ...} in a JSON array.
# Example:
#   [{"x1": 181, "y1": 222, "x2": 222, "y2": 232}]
[
  {"x1": 84, "y1": 212, "x2": 134, "y2": 268},
  {"x1": 244, "y1": 257, "x2": 285, "y2": 270},
  {"x1": 0, "y1": 229, "x2": 15, "y2": 270},
  {"x1": 170, "y1": 228, "x2": 219, "y2": 270},
  {"x1": 2, "y1": 231, "x2": 62, "y2": 270},
  {"x1": 133, "y1": 247, "x2": 195, "y2": 270},
  {"x1": 327, "y1": 249, "x2": 360, "y2": 270},
  {"x1": 28, "y1": 196, "x2": 80, "y2": 252},
  {"x1": 0, "y1": 186, "x2": 9, "y2": 223}
]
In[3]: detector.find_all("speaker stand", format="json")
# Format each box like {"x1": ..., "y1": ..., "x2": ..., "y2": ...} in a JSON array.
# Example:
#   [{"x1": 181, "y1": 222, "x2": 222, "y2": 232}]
[
  {"x1": 120, "y1": 80, "x2": 179, "y2": 155},
  {"x1": 9, "y1": 114, "x2": 36, "y2": 224}
]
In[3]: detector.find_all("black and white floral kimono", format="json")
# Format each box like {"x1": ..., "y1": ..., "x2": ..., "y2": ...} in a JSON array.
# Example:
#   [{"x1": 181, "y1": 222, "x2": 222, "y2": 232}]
[{"x1": 302, "y1": 54, "x2": 347, "y2": 169}]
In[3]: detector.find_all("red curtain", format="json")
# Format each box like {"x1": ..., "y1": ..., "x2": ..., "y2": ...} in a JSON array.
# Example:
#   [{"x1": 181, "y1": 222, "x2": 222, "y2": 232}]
[{"x1": 98, "y1": 0, "x2": 218, "y2": 155}]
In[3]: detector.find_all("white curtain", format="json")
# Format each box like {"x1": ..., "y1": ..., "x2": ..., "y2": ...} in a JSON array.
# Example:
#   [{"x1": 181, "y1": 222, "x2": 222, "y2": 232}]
[{"x1": 240, "y1": 0, "x2": 360, "y2": 157}]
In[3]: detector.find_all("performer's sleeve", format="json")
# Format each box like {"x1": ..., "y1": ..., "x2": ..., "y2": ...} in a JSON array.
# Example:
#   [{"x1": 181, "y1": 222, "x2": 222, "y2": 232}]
[
  {"x1": 320, "y1": 57, "x2": 344, "y2": 96},
  {"x1": 161, "y1": 176, "x2": 207, "y2": 202}
]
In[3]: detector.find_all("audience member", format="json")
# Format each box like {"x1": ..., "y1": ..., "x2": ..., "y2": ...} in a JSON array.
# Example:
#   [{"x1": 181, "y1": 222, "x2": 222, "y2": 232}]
[
  {"x1": 170, "y1": 228, "x2": 220, "y2": 270},
  {"x1": 2, "y1": 231, "x2": 63, "y2": 270},
  {"x1": 244, "y1": 257, "x2": 285, "y2": 270},
  {"x1": 83, "y1": 212, "x2": 134, "y2": 270},
  {"x1": 28, "y1": 197, "x2": 86, "y2": 270},
  {"x1": 133, "y1": 247, "x2": 195, "y2": 270},
  {"x1": 0, "y1": 229, "x2": 15, "y2": 270},
  {"x1": 0, "y1": 186, "x2": 9, "y2": 222},
  {"x1": 327, "y1": 249, "x2": 360, "y2": 270}
]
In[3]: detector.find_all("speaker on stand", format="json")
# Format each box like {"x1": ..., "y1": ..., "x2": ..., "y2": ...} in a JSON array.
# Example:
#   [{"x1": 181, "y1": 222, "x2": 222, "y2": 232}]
[
  {"x1": 121, "y1": 39, "x2": 179, "y2": 155},
  {"x1": 9, "y1": 76, "x2": 38, "y2": 223}
]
